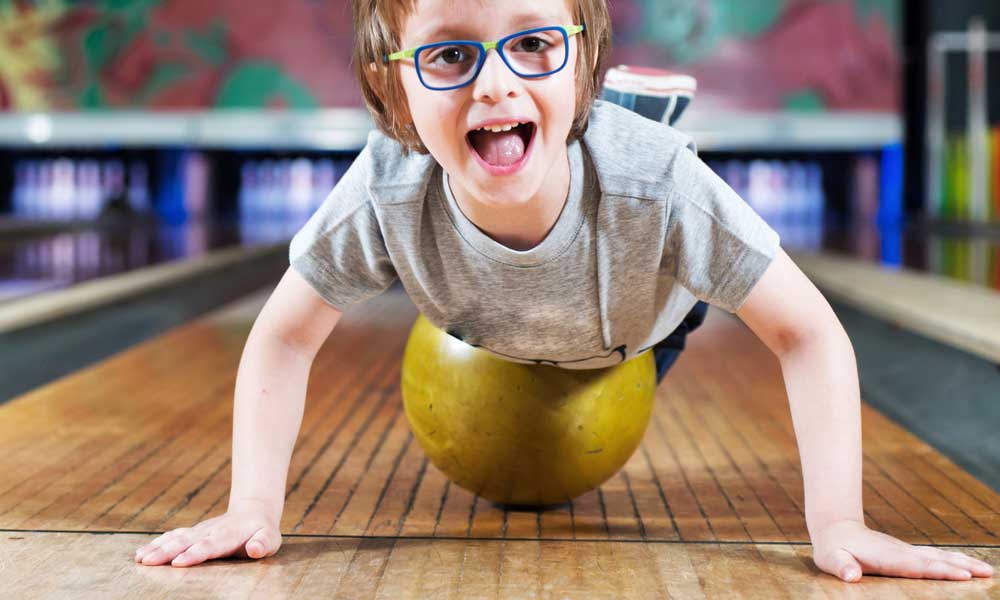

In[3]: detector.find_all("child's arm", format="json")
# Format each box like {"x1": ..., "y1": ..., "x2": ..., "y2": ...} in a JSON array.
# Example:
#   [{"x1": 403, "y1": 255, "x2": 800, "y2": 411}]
[
  {"x1": 735, "y1": 248, "x2": 994, "y2": 583},
  {"x1": 134, "y1": 266, "x2": 343, "y2": 567}
]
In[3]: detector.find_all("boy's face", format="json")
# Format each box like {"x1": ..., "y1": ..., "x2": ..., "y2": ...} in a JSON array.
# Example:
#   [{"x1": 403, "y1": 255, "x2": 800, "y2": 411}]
[{"x1": 397, "y1": 0, "x2": 579, "y2": 207}]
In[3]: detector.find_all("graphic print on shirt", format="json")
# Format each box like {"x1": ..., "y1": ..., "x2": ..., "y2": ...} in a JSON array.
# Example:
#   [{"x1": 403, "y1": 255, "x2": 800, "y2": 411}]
[{"x1": 445, "y1": 328, "x2": 629, "y2": 367}]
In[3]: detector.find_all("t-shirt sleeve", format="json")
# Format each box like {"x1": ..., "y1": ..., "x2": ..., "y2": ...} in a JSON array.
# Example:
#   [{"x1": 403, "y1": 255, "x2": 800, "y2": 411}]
[
  {"x1": 662, "y1": 143, "x2": 781, "y2": 313},
  {"x1": 288, "y1": 144, "x2": 398, "y2": 311}
]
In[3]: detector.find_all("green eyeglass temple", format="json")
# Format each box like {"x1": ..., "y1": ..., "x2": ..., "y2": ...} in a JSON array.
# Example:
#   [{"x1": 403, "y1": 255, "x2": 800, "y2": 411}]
[{"x1": 384, "y1": 24, "x2": 585, "y2": 63}]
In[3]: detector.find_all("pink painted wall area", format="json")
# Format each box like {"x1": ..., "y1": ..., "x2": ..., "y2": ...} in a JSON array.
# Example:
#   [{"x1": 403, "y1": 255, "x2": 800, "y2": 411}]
[{"x1": 0, "y1": 0, "x2": 899, "y2": 113}]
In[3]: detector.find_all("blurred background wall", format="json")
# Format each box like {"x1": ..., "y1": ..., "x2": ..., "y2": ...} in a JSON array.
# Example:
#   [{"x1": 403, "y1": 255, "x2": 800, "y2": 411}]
[
  {"x1": 0, "y1": 0, "x2": 900, "y2": 114},
  {"x1": 3, "y1": 0, "x2": 999, "y2": 294}
]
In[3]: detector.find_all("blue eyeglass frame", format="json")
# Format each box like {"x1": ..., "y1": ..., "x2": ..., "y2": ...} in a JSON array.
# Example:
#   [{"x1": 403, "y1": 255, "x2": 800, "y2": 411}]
[{"x1": 383, "y1": 25, "x2": 585, "y2": 91}]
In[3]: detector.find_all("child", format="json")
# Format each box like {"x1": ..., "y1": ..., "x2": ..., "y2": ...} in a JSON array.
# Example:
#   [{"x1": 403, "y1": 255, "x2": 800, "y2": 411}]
[{"x1": 134, "y1": 0, "x2": 994, "y2": 583}]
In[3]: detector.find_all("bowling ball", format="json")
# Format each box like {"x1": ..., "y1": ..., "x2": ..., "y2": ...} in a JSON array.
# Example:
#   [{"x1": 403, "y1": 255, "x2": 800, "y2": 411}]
[{"x1": 400, "y1": 314, "x2": 657, "y2": 507}]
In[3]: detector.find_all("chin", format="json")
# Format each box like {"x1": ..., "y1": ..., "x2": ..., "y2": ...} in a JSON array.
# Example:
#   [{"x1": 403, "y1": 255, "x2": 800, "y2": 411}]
[{"x1": 472, "y1": 172, "x2": 541, "y2": 205}]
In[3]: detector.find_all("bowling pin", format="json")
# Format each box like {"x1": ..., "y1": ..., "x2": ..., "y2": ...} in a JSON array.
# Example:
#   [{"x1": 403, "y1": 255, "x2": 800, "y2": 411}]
[
  {"x1": 51, "y1": 158, "x2": 75, "y2": 220},
  {"x1": 312, "y1": 159, "x2": 336, "y2": 212},
  {"x1": 805, "y1": 162, "x2": 825, "y2": 223},
  {"x1": 747, "y1": 160, "x2": 771, "y2": 221},
  {"x1": 289, "y1": 157, "x2": 314, "y2": 216},
  {"x1": 13, "y1": 161, "x2": 28, "y2": 217},
  {"x1": 102, "y1": 160, "x2": 126, "y2": 212},
  {"x1": 274, "y1": 160, "x2": 291, "y2": 215},
  {"x1": 182, "y1": 152, "x2": 209, "y2": 219},
  {"x1": 257, "y1": 160, "x2": 274, "y2": 215},
  {"x1": 724, "y1": 159, "x2": 748, "y2": 205},
  {"x1": 773, "y1": 160, "x2": 788, "y2": 222},
  {"x1": 787, "y1": 161, "x2": 807, "y2": 223},
  {"x1": 239, "y1": 161, "x2": 255, "y2": 218},
  {"x1": 128, "y1": 161, "x2": 149, "y2": 213},
  {"x1": 76, "y1": 160, "x2": 101, "y2": 219}
]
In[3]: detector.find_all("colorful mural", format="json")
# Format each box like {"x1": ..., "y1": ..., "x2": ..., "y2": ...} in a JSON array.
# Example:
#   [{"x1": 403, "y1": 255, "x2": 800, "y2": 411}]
[
  {"x1": 0, "y1": 0, "x2": 899, "y2": 113},
  {"x1": 0, "y1": 0, "x2": 357, "y2": 110},
  {"x1": 612, "y1": 0, "x2": 900, "y2": 111}
]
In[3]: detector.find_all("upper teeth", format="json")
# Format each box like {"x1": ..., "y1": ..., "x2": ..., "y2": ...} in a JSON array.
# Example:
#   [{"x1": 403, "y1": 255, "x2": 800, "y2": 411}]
[{"x1": 476, "y1": 121, "x2": 527, "y2": 133}]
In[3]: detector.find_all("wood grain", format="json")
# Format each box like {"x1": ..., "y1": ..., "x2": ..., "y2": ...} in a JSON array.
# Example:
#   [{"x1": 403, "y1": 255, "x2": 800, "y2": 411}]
[
  {"x1": 1, "y1": 532, "x2": 996, "y2": 598},
  {"x1": 0, "y1": 283, "x2": 997, "y2": 597}
]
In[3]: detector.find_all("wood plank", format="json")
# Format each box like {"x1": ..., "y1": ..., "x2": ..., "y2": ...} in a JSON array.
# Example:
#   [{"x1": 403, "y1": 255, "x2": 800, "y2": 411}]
[
  {"x1": 1, "y1": 532, "x2": 996, "y2": 597},
  {"x1": 0, "y1": 244, "x2": 285, "y2": 334},
  {"x1": 790, "y1": 250, "x2": 1000, "y2": 364},
  {"x1": 0, "y1": 283, "x2": 997, "y2": 599}
]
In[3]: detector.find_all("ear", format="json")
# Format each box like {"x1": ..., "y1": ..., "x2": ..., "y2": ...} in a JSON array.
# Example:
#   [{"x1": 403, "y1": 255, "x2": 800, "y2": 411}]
[{"x1": 369, "y1": 60, "x2": 415, "y2": 126}]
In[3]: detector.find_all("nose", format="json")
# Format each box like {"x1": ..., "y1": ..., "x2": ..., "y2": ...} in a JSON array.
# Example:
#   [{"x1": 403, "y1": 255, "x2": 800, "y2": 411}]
[{"x1": 470, "y1": 49, "x2": 520, "y2": 103}]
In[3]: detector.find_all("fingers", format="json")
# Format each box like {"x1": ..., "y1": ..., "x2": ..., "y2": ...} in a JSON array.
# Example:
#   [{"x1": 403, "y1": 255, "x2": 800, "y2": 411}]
[
  {"x1": 855, "y1": 544, "x2": 974, "y2": 581},
  {"x1": 134, "y1": 528, "x2": 196, "y2": 566},
  {"x1": 170, "y1": 524, "x2": 282, "y2": 568},
  {"x1": 814, "y1": 532, "x2": 994, "y2": 583},
  {"x1": 914, "y1": 545, "x2": 995, "y2": 578},
  {"x1": 134, "y1": 520, "x2": 281, "y2": 568},
  {"x1": 170, "y1": 528, "x2": 246, "y2": 568},
  {"x1": 826, "y1": 548, "x2": 863, "y2": 582},
  {"x1": 245, "y1": 527, "x2": 282, "y2": 559}
]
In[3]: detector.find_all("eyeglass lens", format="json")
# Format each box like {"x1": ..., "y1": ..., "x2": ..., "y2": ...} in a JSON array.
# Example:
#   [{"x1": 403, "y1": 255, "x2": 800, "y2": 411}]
[{"x1": 417, "y1": 28, "x2": 568, "y2": 89}]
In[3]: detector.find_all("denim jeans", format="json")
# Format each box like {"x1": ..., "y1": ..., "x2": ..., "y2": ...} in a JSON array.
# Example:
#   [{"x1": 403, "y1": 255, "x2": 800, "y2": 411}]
[{"x1": 651, "y1": 301, "x2": 709, "y2": 384}]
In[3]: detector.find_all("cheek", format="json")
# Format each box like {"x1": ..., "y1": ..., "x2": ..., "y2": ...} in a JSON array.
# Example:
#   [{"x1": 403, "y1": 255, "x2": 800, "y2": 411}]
[
  {"x1": 398, "y1": 79, "x2": 466, "y2": 158},
  {"x1": 399, "y1": 75, "x2": 444, "y2": 135},
  {"x1": 540, "y1": 74, "x2": 578, "y2": 132}
]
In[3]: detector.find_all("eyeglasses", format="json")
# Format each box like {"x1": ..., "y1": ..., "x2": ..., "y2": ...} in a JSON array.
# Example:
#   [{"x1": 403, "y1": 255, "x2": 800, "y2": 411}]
[{"x1": 384, "y1": 25, "x2": 585, "y2": 91}]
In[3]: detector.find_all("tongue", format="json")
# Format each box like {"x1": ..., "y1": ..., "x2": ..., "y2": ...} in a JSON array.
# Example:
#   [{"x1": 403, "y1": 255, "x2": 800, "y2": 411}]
[{"x1": 469, "y1": 129, "x2": 525, "y2": 167}]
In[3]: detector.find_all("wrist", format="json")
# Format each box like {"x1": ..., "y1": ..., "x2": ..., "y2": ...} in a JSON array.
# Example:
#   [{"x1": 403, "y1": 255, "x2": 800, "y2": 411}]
[
  {"x1": 808, "y1": 516, "x2": 865, "y2": 541},
  {"x1": 228, "y1": 495, "x2": 284, "y2": 519}
]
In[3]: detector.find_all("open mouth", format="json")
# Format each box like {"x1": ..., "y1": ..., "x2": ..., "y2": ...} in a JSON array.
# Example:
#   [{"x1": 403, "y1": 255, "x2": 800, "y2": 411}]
[{"x1": 466, "y1": 121, "x2": 536, "y2": 174}]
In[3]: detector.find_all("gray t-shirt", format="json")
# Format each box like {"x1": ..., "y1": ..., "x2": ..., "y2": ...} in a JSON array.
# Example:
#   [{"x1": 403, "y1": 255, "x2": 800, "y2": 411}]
[{"x1": 289, "y1": 100, "x2": 780, "y2": 369}]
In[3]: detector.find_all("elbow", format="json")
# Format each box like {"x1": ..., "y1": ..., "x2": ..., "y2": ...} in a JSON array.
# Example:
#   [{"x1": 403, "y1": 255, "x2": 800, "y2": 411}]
[
  {"x1": 778, "y1": 320, "x2": 852, "y2": 360},
  {"x1": 773, "y1": 327, "x2": 807, "y2": 357},
  {"x1": 248, "y1": 321, "x2": 323, "y2": 364}
]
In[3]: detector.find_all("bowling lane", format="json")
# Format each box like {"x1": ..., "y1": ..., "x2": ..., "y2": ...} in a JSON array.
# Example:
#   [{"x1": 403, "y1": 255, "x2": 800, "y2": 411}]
[
  {"x1": 814, "y1": 220, "x2": 1000, "y2": 292},
  {"x1": 0, "y1": 150, "x2": 352, "y2": 301},
  {"x1": 2, "y1": 532, "x2": 997, "y2": 598},
  {"x1": 0, "y1": 241, "x2": 288, "y2": 402},
  {"x1": 1, "y1": 281, "x2": 997, "y2": 549},
  {"x1": 2, "y1": 276, "x2": 998, "y2": 596},
  {"x1": 0, "y1": 219, "x2": 242, "y2": 304},
  {"x1": 0, "y1": 214, "x2": 298, "y2": 402},
  {"x1": 702, "y1": 155, "x2": 1000, "y2": 293},
  {"x1": 0, "y1": 150, "x2": 359, "y2": 401}
]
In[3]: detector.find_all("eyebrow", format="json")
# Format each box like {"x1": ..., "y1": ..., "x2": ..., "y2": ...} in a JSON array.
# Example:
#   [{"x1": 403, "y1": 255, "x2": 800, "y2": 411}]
[{"x1": 409, "y1": 13, "x2": 568, "y2": 44}]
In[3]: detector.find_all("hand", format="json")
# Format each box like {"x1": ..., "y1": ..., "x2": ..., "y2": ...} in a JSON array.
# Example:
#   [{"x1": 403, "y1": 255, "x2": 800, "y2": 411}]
[
  {"x1": 811, "y1": 519, "x2": 994, "y2": 582},
  {"x1": 133, "y1": 499, "x2": 282, "y2": 568}
]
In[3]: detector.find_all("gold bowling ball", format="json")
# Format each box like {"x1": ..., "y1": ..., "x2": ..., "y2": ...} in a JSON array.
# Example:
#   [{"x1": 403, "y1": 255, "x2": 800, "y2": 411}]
[{"x1": 400, "y1": 314, "x2": 657, "y2": 507}]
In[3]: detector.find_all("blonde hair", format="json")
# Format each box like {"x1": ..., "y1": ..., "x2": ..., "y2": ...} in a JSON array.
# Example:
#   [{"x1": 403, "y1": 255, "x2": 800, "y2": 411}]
[{"x1": 353, "y1": 0, "x2": 612, "y2": 153}]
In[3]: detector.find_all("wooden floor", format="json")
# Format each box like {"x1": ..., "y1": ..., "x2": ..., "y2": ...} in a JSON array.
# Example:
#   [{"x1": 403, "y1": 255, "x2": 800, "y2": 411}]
[{"x1": 2, "y1": 284, "x2": 998, "y2": 598}]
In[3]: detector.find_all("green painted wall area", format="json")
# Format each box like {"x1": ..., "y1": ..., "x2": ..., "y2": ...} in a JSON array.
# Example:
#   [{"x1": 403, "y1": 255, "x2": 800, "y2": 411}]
[
  {"x1": 0, "y1": 0, "x2": 900, "y2": 112},
  {"x1": 215, "y1": 63, "x2": 317, "y2": 109}
]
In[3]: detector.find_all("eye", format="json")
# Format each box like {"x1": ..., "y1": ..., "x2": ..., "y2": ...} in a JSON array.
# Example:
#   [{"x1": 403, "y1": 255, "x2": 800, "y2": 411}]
[
  {"x1": 512, "y1": 36, "x2": 548, "y2": 53},
  {"x1": 427, "y1": 45, "x2": 470, "y2": 65}
]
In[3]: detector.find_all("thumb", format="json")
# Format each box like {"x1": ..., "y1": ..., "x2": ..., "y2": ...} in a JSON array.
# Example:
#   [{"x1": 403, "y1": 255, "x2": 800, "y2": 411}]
[
  {"x1": 245, "y1": 527, "x2": 280, "y2": 559},
  {"x1": 826, "y1": 548, "x2": 863, "y2": 582}
]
